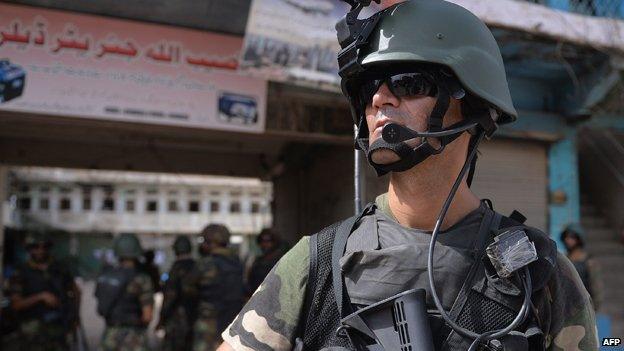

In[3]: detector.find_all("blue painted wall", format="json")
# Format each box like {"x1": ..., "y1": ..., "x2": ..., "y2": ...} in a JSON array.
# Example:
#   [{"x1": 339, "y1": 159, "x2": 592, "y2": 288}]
[{"x1": 548, "y1": 128, "x2": 581, "y2": 248}]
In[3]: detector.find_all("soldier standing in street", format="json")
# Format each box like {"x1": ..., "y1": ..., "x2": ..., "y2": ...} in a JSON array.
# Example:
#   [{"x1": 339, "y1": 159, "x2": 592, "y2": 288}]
[
  {"x1": 217, "y1": 1, "x2": 598, "y2": 350},
  {"x1": 157, "y1": 235, "x2": 196, "y2": 351},
  {"x1": 96, "y1": 233, "x2": 154, "y2": 351},
  {"x1": 184, "y1": 224, "x2": 243, "y2": 351},
  {"x1": 245, "y1": 229, "x2": 285, "y2": 296},
  {"x1": 6, "y1": 231, "x2": 80, "y2": 351}
]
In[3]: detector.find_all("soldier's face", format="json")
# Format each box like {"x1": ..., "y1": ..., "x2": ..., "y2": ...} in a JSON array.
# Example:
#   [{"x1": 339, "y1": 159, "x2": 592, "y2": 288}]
[
  {"x1": 29, "y1": 243, "x2": 50, "y2": 263},
  {"x1": 259, "y1": 237, "x2": 275, "y2": 253},
  {"x1": 364, "y1": 83, "x2": 463, "y2": 165}
]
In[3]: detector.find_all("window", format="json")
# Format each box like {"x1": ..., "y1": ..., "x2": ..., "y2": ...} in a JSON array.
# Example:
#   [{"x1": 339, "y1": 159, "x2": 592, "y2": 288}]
[
  {"x1": 59, "y1": 187, "x2": 71, "y2": 194},
  {"x1": 40, "y1": 186, "x2": 50, "y2": 193},
  {"x1": 230, "y1": 201, "x2": 241, "y2": 213},
  {"x1": 188, "y1": 189, "x2": 201, "y2": 196},
  {"x1": 40, "y1": 198, "x2": 50, "y2": 210},
  {"x1": 210, "y1": 190, "x2": 220, "y2": 196},
  {"x1": 60, "y1": 198, "x2": 71, "y2": 211},
  {"x1": 82, "y1": 187, "x2": 92, "y2": 211},
  {"x1": 146, "y1": 188, "x2": 158, "y2": 195},
  {"x1": 188, "y1": 201, "x2": 200, "y2": 213},
  {"x1": 210, "y1": 201, "x2": 220, "y2": 213},
  {"x1": 168, "y1": 200, "x2": 179, "y2": 212},
  {"x1": 251, "y1": 202, "x2": 260, "y2": 214},
  {"x1": 147, "y1": 200, "x2": 158, "y2": 212},
  {"x1": 82, "y1": 198, "x2": 92, "y2": 211},
  {"x1": 102, "y1": 197, "x2": 115, "y2": 211},
  {"x1": 17, "y1": 197, "x2": 31, "y2": 210},
  {"x1": 125, "y1": 200, "x2": 135, "y2": 212}
]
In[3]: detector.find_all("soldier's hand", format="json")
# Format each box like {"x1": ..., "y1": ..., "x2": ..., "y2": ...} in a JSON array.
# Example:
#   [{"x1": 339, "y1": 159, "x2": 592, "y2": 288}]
[{"x1": 38, "y1": 292, "x2": 60, "y2": 307}]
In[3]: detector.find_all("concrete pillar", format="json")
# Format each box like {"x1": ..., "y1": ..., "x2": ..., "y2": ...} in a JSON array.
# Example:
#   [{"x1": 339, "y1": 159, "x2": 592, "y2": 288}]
[
  {"x1": 0, "y1": 165, "x2": 7, "y2": 300},
  {"x1": 549, "y1": 128, "x2": 581, "y2": 249}
]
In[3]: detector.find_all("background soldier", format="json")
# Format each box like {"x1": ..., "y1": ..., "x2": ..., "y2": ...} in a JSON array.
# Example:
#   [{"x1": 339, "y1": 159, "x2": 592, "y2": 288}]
[
  {"x1": 96, "y1": 233, "x2": 154, "y2": 351},
  {"x1": 184, "y1": 224, "x2": 243, "y2": 351},
  {"x1": 245, "y1": 228, "x2": 285, "y2": 295},
  {"x1": 6, "y1": 231, "x2": 80, "y2": 351},
  {"x1": 157, "y1": 235, "x2": 196, "y2": 351},
  {"x1": 560, "y1": 224, "x2": 600, "y2": 304}
]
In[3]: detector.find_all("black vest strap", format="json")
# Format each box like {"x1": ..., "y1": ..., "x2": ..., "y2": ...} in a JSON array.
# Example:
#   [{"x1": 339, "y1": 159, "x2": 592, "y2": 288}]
[
  {"x1": 332, "y1": 204, "x2": 375, "y2": 317},
  {"x1": 447, "y1": 209, "x2": 500, "y2": 321}
]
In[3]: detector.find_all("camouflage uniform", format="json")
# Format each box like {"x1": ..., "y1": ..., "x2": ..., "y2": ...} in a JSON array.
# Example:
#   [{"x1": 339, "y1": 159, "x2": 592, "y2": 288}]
[
  {"x1": 222, "y1": 194, "x2": 598, "y2": 351},
  {"x1": 101, "y1": 273, "x2": 153, "y2": 351},
  {"x1": 6, "y1": 260, "x2": 76, "y2": 351},
  {"x1": 184, "y1": 247, "x2": 243, "y2": 351},
  {"x1": 159, "y1": 257, "x2": 196, "y2": 351}
]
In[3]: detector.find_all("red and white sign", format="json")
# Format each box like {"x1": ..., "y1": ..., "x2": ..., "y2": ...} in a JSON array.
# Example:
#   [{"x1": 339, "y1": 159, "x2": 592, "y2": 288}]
[{"x1": 0, "y1": 4, "x2": 267, "y2": 133}]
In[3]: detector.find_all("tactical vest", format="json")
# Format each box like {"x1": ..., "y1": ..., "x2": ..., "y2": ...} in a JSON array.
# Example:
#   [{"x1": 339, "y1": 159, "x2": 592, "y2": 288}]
[
  {"x1": 198, "y1": 254, "x2": 244, "y2": 332},
  {"x1": 18, "y1": 262, "x2": 71, "y2": 324},
  {"x1": 96, "y1": 267, "x2": 142, "y2": 327},
  {"x1": 298, "y1": 205, "x2": 557, "y2": 351},
  {"x1": 165, "y1": 258, "x2": 197, "y2": 323}
]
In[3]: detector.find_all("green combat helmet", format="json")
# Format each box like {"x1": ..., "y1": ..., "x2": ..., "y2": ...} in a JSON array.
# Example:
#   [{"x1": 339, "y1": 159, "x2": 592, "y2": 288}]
[
  {"x1": 337, "y1": 0, "x2": 517, "y2": 176},
  {"x1": 113, "y1": 233, "x2": 143, "y2": 259},
  {"x1": 173, "y1": 235, "x2": 192, "y2": 255},
  {"x1": 24, "y1": 231, "x2": 52, "y2": 248},
  {"x1": 200, "y1": 224, "x2": 231, "y2": 247}
]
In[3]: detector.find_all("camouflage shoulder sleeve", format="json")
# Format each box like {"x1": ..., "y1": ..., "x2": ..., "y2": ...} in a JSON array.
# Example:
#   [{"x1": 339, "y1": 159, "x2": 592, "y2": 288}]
[
  {"x1": 222, "y1": 236, "x2": 310, "y2": 351},
  {"x1": 542, "y1": 252, "x2": 598, "y2": 351},
  {"x1": 128, "y1": 273, "x2": 154, "y2": 308}
]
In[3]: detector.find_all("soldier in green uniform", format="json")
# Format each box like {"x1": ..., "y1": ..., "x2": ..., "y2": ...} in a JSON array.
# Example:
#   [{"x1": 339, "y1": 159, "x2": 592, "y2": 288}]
[
  {"x1": 96, "y1": 233, "x2": 154, "y2": 351},
  {"x1": 157, "y1": 235, "x2": 197, "y2": 351},
  {"x1": 6, "y1": 231, "x2": 79, "y2": 351},
  {"x1": 217, "y1": 1, "x2": 598, "y2": 350},
  {"x1": 184, "y1": 224, "x2": 243, "y2": 351}
]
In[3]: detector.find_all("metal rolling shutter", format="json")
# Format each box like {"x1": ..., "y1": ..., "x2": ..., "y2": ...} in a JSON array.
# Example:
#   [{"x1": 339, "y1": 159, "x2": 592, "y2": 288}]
[{"x1": 471, "y1": 138, "x2": 548, "y2": 231}]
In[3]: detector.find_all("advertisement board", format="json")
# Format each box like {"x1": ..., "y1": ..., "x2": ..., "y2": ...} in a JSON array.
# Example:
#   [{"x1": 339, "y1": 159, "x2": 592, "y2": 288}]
[
  {"x1": 240, "y1": 0, "x2": 401, "y2": 86},
  {"x1": 0, "y1": 4, "x2": 267, "y2": 133}
]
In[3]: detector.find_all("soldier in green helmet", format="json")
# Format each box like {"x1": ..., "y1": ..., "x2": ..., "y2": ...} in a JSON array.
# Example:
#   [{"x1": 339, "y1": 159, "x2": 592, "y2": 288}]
[
  {"x1": 6, "y1": 231, "x2": 80, "y2": 351},
  {"x1": 183, "y1": 224, "x2": 243, "y2": 351},
  {"x1": 156, "y1": 235, "x2": 197, "y2": 351},
  {"x1": 218, "y1": 1, "x2": 597, "y2": 350},
  {"x1": 96, "y1": 233, "x2": 154, "y2": 351}
]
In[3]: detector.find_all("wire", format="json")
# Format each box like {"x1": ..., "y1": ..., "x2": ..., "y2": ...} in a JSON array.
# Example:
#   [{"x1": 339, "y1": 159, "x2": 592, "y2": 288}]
[{"x1": 426, "y1": 129, "x2": 533, "y2": 347}]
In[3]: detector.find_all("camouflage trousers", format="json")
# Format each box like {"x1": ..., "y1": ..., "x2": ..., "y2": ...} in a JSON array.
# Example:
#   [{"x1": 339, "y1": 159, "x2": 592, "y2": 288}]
[
  {"x1": 162, "y1": 310, "x2": 193, "y2": 351},
  {"x1": 192, "y1": 318, "x2": 220, "y2": 351},
  {"x1": 19, "y1": 319, "x2": 68, "y2": 351},
  {"x1": 101, "y1": 326, "x2": 148, "y2": 351}
]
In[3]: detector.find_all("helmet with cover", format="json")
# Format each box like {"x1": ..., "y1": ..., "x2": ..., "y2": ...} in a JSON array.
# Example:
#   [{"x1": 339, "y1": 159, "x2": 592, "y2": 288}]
[
  {"x1": 113, "y1": 233, "x2": 143, "y2": 259},
  {"x1": 173, "y1": 235, "x2": 192, "y2": 255}
]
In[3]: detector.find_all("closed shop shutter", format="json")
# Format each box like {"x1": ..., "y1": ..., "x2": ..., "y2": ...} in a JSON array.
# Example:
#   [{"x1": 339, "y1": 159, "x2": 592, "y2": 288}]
[{"x1": 472, "y1": 138, "x2": 548, "y2": 231}]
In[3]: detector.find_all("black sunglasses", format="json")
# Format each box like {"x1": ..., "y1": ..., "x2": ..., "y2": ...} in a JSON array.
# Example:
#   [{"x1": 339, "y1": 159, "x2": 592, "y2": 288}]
[{"x1": 357, "y1": 72, "x2": 438, "y2": 106}]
